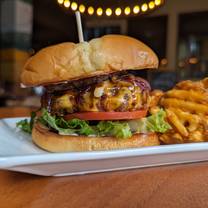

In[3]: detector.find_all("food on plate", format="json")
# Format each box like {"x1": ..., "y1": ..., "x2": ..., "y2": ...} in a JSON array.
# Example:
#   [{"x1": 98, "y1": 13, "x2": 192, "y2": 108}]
[
  {"x1": 160, "y1": 78, "x2": 208, "y2": 144},
  {"x1": 148, "y1": 90, "x2": 164, "y2": 115},
  {"x1": 17, "y1": 35, "x2": 172, "y2": 152}
]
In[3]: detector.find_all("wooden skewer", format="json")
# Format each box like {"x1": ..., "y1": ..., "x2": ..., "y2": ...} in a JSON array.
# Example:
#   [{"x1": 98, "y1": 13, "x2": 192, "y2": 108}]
[{"x1": 75, "y1": 11, "x2": 84, "y2": 42}]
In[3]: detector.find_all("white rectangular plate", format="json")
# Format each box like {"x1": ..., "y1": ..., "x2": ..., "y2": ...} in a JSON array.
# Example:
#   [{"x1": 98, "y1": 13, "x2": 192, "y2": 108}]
[{"x1": 1, "y1": 117, "x2": 208, "y2": 176}]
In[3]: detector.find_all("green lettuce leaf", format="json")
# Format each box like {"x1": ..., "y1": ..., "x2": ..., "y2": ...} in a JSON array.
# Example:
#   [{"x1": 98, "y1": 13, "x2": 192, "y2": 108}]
[
  {"x1": 16, "y1": 111, "x2": 36, "y2": 134},
  {"x1": 39, "y1": 109, "x2": 96, "y2": 136},
  {"x1": 39, "y1": 109, "x2": 131, "y2": 138},
  {"x1": 17, "y1": 108, "x2": 171, "y2": 139},
  {"x1": 145, "y1": 109, "x2": 172, "y2": 133},
  {"x1": 16, "y1": 119, "x2": 31, "y2": 133},
  {"x1": 97, "y1": 121, "x2": 132, "y2": 139},
  {"x1": 128, "y1": 109, "x2": 171, "y2": 134}
]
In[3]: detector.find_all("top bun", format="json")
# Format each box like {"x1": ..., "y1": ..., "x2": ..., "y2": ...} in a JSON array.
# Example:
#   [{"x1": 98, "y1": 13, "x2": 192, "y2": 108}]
[{"x1": 21, "y1": 35, "x2": 158, "y2": 86}]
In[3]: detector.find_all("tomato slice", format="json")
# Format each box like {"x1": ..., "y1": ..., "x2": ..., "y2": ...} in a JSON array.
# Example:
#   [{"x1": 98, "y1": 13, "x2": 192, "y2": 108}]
[{"x1": 64, "y1": 110, "x2": 147, "y2": 121}]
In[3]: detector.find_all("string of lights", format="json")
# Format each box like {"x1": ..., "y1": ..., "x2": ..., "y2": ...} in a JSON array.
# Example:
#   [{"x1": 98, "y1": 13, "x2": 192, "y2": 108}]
[{"x1": 57, "y1": 0, "x2": 164, "y2": 17}]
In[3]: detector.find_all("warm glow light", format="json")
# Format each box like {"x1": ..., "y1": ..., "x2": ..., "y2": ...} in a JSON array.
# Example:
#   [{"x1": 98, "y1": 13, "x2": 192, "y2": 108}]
[
  {"x1": 189, "y1": 57, "x2": 198, "y2": 64},
  {"x1": 124, "y1": 7, "x2": 131, "y2": 15},
  {"x1": 149, "y1": 1, "x2": 155, "y2": 9},
  {"x1": 79, "y1": 4, "x2": 85, "y2": 13},
  {"x1": 58, "y1": 0, "x2": 64, "y2": 4},
  {"x1": 88, "y1": 6, "x2": 94, "y2": 15},
  {"x1": 160, "y1": 58, "x2": 168, "y2": 66},
  {"x1": 155, "y1": 0, "x2": 162, "y2": 6},
  {"x1": 141, "y1": 3, "x2": 148, "y2": 12},
  {"x1": 59, "y1": 1, "x2": 161, "y2": 16},
  {"x1": 71, "y1": 2, "x2": 77, "y2": 10},
  {"x1": 115, "y1": 7, "x2": 122, "y2": 16},
  {"x1": 178, "y1": 61, "x2": 185, "y2": 68},
  {"x1": 63, "y1": 0, "x2": 70, "y2": 8},
  {"x1": 133, "y1": 5, "x2": 140, "y2": 14},
  {"x1": 106, "y1": 8, "x2": 112, "y2": 16},
  {"x1": 97, "y1": 7, "x2": 103, "y2": 16}
]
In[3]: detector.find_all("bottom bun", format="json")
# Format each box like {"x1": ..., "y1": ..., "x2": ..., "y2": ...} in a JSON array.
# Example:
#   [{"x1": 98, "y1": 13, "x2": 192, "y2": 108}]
[{"x1": 32, "y1": 123, "x2": 160, "y2": 152}]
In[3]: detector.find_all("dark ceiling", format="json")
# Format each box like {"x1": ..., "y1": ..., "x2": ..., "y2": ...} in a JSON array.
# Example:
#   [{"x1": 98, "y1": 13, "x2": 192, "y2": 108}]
[
  {"x1": 32, "y1": 0, "x2": 160, "y2": 51},
  {"x1": 32, "y1": 0, "x2": 78, "y2": 51},
  {"x1": 32, "y1": 0, "x2": 167, "y2": 59}
]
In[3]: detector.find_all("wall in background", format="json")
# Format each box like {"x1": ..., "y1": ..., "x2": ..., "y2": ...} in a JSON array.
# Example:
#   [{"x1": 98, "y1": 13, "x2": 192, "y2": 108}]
[
  {"x1": 0, "y1": 0, "x2": 33, "y2": 99},
  {"x1": 150, "y1": 0, "x2": 208, "y2": 71},
  {"x1": 32, "y1": 0, "x2": 78, "y2": 51}
]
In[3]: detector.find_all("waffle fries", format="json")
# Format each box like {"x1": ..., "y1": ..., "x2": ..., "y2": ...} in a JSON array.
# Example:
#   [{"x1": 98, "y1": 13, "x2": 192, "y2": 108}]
[{"x1": 159, "y1": 78, "x2": 208, "y2": 144}]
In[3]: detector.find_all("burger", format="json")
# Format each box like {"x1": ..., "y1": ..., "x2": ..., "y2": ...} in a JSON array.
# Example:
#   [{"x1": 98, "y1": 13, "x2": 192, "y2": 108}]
[{"x1": 18, "y1": 35, "x2": 171, "y2": 152}]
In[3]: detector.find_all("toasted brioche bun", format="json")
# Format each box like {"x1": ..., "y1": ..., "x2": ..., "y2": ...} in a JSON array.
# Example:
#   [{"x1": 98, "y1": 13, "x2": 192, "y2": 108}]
[
  {"x1": 21, "y1": 35, "x2": 158, "y2": 87},
  {"x1": 32, "y1": 123, "x2": 160, "y2": 152}
]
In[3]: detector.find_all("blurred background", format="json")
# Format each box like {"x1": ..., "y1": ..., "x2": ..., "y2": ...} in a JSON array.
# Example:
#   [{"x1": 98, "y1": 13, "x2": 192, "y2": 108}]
[{"x1": 0, "y1": 0, "x2": 208, "y2": 108}]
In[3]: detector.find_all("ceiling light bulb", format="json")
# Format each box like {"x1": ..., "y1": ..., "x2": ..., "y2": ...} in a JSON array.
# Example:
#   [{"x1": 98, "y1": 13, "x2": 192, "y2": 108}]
[
  {"x1": 63, "y1": 0, "x2": 70, "y2": 8},
  {"x1": 160, "y1": 58, "x2": 168, "y2": 66},
  {"x1": 141, "y1": 3, "x2": 148, "y2": 12},
  {"x1": 124, "y1": 7, "x2": 131, "y2": 15},
  {"x1": 133, "y1": 5, "x2": 140, "y2": 14},
  {"x1": 71, "y1": 2, "x2": 77, "y2": 10},
  {"x1": 155, "y1": 0, "x2": 161, "y2": 6},
  {"x1": 58, "y1": 0, "x2": 64, "y2": 4},
  {"x1": 88, "y1": 6, "x2": 94, "y2": 15},
  {"x1": 149, "y1": 1, "x2": 155, "y2": 9},
  {"x1": 97, "y1": 7, "x2": 103, "y2": 16},
  {"x1": 79, "y1": 4, "x2": 85, "y2": 13},
  {"x1": 115, "y1": 7, "x2": 122, "y2": 16},
  {"x1": 106, "y1": 8, "x2": 112, "y2": 16}
]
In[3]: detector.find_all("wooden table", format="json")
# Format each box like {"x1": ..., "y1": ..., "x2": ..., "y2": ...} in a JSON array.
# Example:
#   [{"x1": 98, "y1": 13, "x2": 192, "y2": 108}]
[{"x1": 0, "y1": 107, "x2": 208, "y2": 208}]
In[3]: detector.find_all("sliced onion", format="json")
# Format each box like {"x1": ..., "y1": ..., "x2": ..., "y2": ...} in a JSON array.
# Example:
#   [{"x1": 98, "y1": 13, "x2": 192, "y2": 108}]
[{"x1": 94, "y1": 87, "x2": 104, "y2": 98}]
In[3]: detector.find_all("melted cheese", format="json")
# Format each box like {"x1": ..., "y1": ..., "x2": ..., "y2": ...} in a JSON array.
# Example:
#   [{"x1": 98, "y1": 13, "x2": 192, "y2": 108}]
[
  {"x1": 53, "y1": 75, "x2": 150, "y2": 113},
  {"x1": 54, "y1": 93, "x2": 76, "y2": 113}
]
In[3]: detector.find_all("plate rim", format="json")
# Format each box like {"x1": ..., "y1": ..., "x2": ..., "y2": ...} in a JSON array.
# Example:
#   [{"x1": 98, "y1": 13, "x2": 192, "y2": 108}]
[{"x1": 1, "y1": 142, "x2": 208, "y2": 168}]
